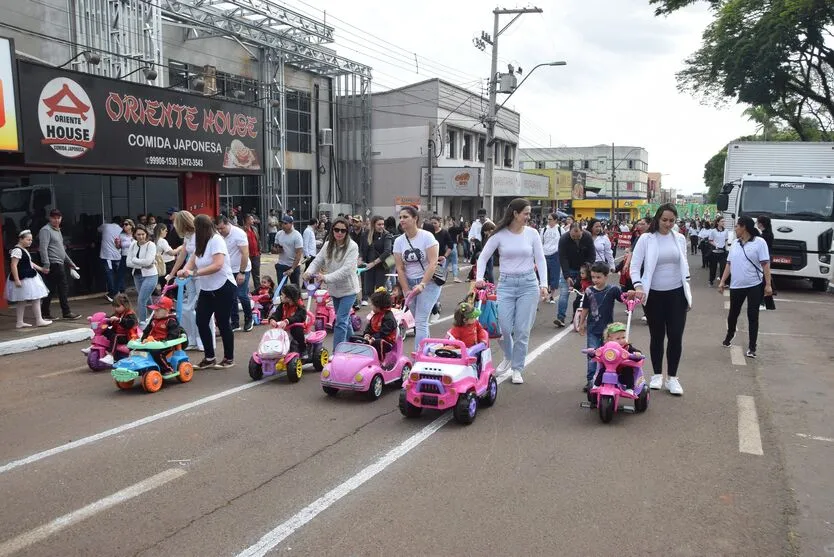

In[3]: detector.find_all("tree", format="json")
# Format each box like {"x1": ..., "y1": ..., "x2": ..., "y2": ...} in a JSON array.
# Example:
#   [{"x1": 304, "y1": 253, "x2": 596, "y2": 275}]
[
  {"x1": 650, "y1": 0, "x2": 834, "y2": 139},
  {"x1": 703, "y1": 147, "x2": 727, "y2": 203}
]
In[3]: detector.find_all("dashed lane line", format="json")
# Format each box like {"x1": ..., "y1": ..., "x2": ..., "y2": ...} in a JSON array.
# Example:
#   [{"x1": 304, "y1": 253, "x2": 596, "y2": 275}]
[
  {"x1": 796, "y1": 433, "x2": 834, "y2": 444},
  {"x1": 0, "y1": 468, "x2": 187, "y2": 556},
  {"x1": 730, "y1": 346, "x2": 747, "y2": 366},
  {"x1": 235, "y1": 326, "x2": 575, "y2": 557},
  {"x1": 37, "y1": 365, "x2": 89, "y2": 379},
  {"x1": 737, "y1": 395, "x2": 764, "y2": 456}
]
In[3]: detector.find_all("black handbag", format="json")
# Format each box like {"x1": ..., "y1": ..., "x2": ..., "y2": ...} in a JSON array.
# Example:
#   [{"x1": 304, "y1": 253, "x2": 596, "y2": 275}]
[{"x1": 405, "y1": 234, "x2": 446, "y2": 286}]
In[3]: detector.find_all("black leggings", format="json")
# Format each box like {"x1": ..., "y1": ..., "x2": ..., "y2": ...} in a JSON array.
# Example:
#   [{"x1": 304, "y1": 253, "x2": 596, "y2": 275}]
[
  {"x1": 709, "y1": 251, "x2": 728, "y2": 284},
  {"x1": 196, "y1": 280, "x2": 236, "y2": 361},
  {"x1": 690, "y1": 236, "x2": 699, "y2": 254},
  {"x1": 643, "y1": 287, "x2": 688, "y2": 377},
  {"x1": 727, "y1": 284, "x2": 763, "y2": 352}
]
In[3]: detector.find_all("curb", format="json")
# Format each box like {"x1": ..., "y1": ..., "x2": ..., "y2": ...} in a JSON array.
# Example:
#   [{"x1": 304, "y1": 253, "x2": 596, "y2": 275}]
[{"x1": 0, "y1": 328, "x2": 92, "y2": 357}]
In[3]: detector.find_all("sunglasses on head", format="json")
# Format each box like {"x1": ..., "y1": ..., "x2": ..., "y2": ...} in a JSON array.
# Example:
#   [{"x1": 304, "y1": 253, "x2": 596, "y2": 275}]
[{"x1": 333, "y1": 227, "x2": 348, "y2": 233}]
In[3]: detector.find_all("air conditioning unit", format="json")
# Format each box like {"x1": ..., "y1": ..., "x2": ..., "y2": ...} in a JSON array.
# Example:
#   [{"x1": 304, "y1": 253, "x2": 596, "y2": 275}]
[{"x1": 318, "y1": 128, "x2": 333, "y2": 146}]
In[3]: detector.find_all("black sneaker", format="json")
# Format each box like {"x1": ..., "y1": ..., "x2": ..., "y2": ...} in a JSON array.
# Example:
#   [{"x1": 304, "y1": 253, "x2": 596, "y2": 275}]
[
  {"x1": 194, "y1": 358, "x2": 216, "y2": 369},
  {"x1": 582, "y1": 381, "x2": 591, "y2": 393},
  {"x1": 215, "y1": 358, "x2": 235, "y2": 369},
  {"x1": 554, "y1": 318, "x2": 565, "y2": 328},
  {"x1": 63, "y1": 313, "x2": 81, "y2": 320},
  {"x1": 722, "y1": 333, "x2": 734, "y2": 347},
  {"x1": 745, "y1": 349, "x2": 757, "y2": 359},
  {"x1": 243, "y1": 318, "x2": 254, "y2": 332}
]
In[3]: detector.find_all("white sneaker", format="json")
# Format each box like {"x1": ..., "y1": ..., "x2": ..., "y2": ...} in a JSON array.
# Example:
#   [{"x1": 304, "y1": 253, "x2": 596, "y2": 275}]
[
  {"x1": 81, "y1": 346, "x2": 91, "y2": 355},
  {"x1": 453, "y1": 278, "x2": 462, "y2": 283},
  {"x1": 496, "y1": 359, "x2": 511, "y2": 374},
  {"x1": 641, "y1": 316, "x2": 647, "y2": 322},
  {"x1": 511, "y1": 370, "x2": 524, "y2": 384},
  {"x1": 100, "y1": 354, "x2": 115, "y2": 366},
  {"x1": 624, "y1": 388, "x2": 635, "y2": 397},
  {"x1": 649, "y1": 374, "x2": 663, "y2": 390},
  {"x1": 429, "y1": 313, "x2": 440, "y2": 323},
  {"x1": 361, "y1": 300, "x2": 369, "y2": 307},
  {"x1": 666, "y1": 377, "x2": 683, "y2": 395}
]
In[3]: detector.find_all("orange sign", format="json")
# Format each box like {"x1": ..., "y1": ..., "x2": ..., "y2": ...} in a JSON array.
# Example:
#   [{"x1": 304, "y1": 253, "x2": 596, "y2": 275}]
[{"x1": 0, "y1": 37, "x2": 20, "y2": 152}]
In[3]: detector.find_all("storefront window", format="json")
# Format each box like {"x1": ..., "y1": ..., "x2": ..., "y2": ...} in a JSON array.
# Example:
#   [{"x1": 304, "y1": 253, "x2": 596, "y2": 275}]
[
  {"x1": 285, "y1": 91, "x2": 312, "y2": 153},
  {"x1": 219, "y1": 176, "x2": 262, "y2": 223},
  {"x1": 286, "y1": 169, "x2": 312, "y2": 221}
]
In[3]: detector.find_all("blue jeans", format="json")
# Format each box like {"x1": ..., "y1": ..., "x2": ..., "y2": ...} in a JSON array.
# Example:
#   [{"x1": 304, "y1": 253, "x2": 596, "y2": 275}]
[
  {"x1": 586, "y1": 331, "x2": 603, "y2": 382},
  {"x1": 133, "y1": 273, "x2": 158, "y2": 323},
  {"x1": 331, "y1": 294, "x2": 356, "y2": 351},
  {"x1": 406, "y1": 277, "x2": 442, "y2": 347},
  {"x1": 544, "y1": 253, "x2": 560, "y2": 291},
  {"x1": 116, "y1": 255, "x2": 128, "y2": 293},
  {"x1": 497, "y1": 272, "x2": 540, "y2": 371},
  {"x1": 557, "y1": 269, "x2": 579, "y2": 322},
  {"x1": 231, "y1": 271, "x2": 252, "y2": 328},
  {"x1": 102, "y1": 259, "x2": 119, "y2": 297},
  {"x1": 448, "y1": 248, "x2": 459, "y2": 279},
  {"x1": 275, "y1": 263, "x2": 300, "y2": 287}
]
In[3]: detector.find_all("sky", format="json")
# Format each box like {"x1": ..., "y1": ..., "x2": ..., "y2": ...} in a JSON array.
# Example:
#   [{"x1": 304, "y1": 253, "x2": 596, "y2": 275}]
[{"x1": 288, "y1": 0, "x2": 756, "y2": 195}]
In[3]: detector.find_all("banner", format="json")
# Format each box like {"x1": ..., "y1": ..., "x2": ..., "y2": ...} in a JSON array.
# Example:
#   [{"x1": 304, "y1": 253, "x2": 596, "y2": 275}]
[
  {"x1": 420, "y1": 167, "x2": 479, "y2": 196},
  {"x1": 0, "y1": 37, "x2": 20, "y2": 152},
  {"x1": 571, "y1": 171, "x2": 586, "y2": 200},
  {"x1": 638, "y1": 203, "x2": 718, "y2": 220},
  {"x1": 18, "y1": 61, "x2": 264, "y2": 174},
  {"x1": 617, "y1": 231, "x2": 632, "y2": 248}
]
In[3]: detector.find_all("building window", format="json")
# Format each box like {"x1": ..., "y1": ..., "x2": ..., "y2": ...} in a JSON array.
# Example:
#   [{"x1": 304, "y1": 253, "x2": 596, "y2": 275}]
[
  {"x1": 219, "y1": 176, "x2": 261, "y2": 222},
  {"x1": 627, "y1": 159, "x2": 634, "y2": 170},
  {"x1": 462, "y1": 134, "x2": 472, "y2": 160},
  {"x1": 626, "y1": 182, "x2": 634, "y2": 191},
  {"x1": 477, "y1": 137, "x2": 485, "y2": 162},
  {"x1": 286, "y1": 91, "x2": 312, "y2": 153},
  {"x1": 447, "y1": 130, "x2": 457, "y2": 159},
  {"x1": 583, "y1": 160, "x2": 590, "y2": 170},
  {"x1": 287, "y1": 170, "x2": 313, "y2": 221},
  {"x1": 535, "y1": 161, "x2": 545, "y2": 169},
  {"x1": 493, "y1": 142, "x2": 500, "y2": 164}
]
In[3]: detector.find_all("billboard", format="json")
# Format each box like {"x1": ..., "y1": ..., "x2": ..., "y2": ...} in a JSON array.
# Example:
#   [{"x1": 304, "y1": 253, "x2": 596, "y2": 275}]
[
  {"x1": 0, "y1": 37, "x2": 20, "y2": 152},
  {"x1": 571, "y1": 171, "x2": 586, "y2": 200},
  {"x1": 17, "y1": 61, "x2": 264, "y2": 173},
  {"x1": 420, "y1": 167, "x2": 480, "y2": 196}
]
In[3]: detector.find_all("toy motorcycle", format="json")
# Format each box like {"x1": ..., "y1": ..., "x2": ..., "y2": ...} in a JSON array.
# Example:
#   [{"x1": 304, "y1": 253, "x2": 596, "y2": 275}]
[{"x1": 85, "y1": 312, "x2": 130, "y2": 371}]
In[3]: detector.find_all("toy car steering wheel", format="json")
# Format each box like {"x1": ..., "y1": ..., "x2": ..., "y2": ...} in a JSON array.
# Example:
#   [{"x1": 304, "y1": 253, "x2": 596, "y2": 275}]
[{"x1": 434, "y1": 348, "x2": 458, "y2": 359}]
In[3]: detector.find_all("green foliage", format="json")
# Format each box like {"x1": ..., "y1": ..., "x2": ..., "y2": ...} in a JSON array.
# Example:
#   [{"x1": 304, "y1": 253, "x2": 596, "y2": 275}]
[{"x1": 703, "y1": 147, "x2": 727, "y2": 203}]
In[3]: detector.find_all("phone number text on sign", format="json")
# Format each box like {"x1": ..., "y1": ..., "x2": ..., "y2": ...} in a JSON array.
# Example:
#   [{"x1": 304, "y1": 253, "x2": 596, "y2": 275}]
[{"x1": 145, "y1": 156, "x2": 205, "y2": 168}]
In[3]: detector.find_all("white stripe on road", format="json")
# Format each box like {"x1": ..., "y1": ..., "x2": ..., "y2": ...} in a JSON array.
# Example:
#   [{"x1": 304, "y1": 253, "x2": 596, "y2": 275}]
[
  {"x1": 0, "y1": 376, "x2": 279, "y2": 476},
  {"x1": 37, "y1": 365, "x2": 89, "y2": 379},
  {"x1": 796, "y1": 433, "x2": 834, "y2": 443},
  {"x1": 724, "y1": 301, "x2": 731, "y2": 310},
  {"x1": 730, "y1": 346, "x2": 747, "y2": 366},
  {"x1": 236, "y1": 326, "x2": 575, "y2": 557},
  {"x1": 737, "y1": 395, "x2": 764, "y2": 456},
  {"x1": 767, "y1": 298, "x2": 834, "y2": 305},
  {"x1": 0, "y1": 468, "x2": 186, "y2": 556},
  {"x1": 723, "y1": 289, "x2": 729, "y2": 297}
]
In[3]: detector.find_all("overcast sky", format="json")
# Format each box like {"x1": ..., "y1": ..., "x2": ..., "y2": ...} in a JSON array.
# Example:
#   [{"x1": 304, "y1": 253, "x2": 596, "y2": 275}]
[{"x1": 296, "y1": 0, "x2": 756, "y2": 195}]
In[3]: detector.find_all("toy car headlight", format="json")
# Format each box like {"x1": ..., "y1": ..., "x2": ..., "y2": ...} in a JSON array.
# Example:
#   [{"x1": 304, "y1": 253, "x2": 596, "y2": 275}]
[
  {"x1": 354, "y1": 373, "x2": 363, "y2": 383},
  {"x1": 442, "y1": 376, "x2": 452, "y2": 385},
  {"x1": 322, "y1": 370, "x2": 330, "y2": 379},
  {"x1": 409, "y1": 372, "x2": 419, "y2": 382}
]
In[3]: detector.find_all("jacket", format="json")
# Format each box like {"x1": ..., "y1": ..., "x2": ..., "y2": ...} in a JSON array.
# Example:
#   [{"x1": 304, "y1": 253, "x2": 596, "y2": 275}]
[
  {"x1": 364, "y1": 309, "x2": 397, "y2": 344},
  {"x1": 127, "y1": 241, "x2": 158, "y2": 277},
  {"x1": 306, "y1": 240, "x2": 360, "y2": 298},
  {"x1": 558, "y1": 231, "x2": 596, "y2": 278},
  {"x1": 629, "y1": 231, "x2": 692, "y2": 307}
]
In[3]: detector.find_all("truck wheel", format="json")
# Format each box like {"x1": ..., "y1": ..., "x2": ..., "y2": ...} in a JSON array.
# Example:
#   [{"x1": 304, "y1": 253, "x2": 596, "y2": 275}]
[{"x1": 811, "y1": 278, "x2": 829, "y2": 292}]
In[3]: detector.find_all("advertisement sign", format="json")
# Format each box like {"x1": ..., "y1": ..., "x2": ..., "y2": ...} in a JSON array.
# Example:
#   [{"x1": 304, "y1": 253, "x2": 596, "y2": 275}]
[
  {"x1": 420, "y1": 167, "x2": 479, "y2": 197},
  {"x1": 493, "y1": 169, "x2": 548, "y2": 198},
  {"x1": 617, "y1": 231, "x2": 632, "y2": 248},
  {"x1": 395, "y1": 196, "x2": 422, "y2": 213},
  {"x1": 18, "y1": 61, "x2": 264, "y2": 173},
  {"x1": 571, "y1": 171, "x2": 586, "y2": 200},
  {"x1": 0, "y1": 37, "x2": 20, "y2": 152}
]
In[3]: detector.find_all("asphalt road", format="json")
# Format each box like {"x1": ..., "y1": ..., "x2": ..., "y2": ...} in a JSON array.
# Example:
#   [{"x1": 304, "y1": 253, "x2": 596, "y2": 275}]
[{"x1": 0, "y1": 255, "x2": 832, "y2": 557}]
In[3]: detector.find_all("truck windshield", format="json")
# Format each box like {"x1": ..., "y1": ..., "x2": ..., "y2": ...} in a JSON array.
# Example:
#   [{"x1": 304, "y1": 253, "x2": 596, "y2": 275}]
[{"x1": 740, "y1": 180, "x2": 834, "y2": 221}]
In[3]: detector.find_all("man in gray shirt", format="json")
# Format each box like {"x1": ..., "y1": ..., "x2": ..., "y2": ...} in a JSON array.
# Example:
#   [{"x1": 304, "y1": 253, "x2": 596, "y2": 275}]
[
  {"x1": 39, "y1": 209, "x2": 80, "y2": 320},
  {"x1": 273, "y1": 215, "x2": 304, "y2": 286}
]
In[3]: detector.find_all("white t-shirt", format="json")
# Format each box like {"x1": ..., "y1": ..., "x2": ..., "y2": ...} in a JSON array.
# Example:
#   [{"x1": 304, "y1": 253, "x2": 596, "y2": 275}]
[
  {"x1": 267, "y1": 216, "x2": 279, "y2": 234},
  {"x1": 275, "y1": 228, "x2": 304, "y2": 267},
  {"x1": 223, "y1": 225, "x2": 252, "y2": 273},
  {"x1": 652, "y1": 232, "x2": 684, "y2": 291},
  {"x1": 468, "y1": 219, "x2": 484, "y2": 242},
  {"x1": 710, "y1": 228, "x2": 729, "y2": 252},
  {"x1": 477, "y1": 227, "x2": 548, "y2": 287},
  {"x1": 194, "y1": 234, "x2": 235, "y2": 291},
  {"x1": 302, "y1": 226, "x2": 317, "y2": 257},
  {"x1": 119, "y1": 232, "x2": 134, "y2": 257},
  {"x1": 393, "y1": 229, "x2": 439, "y2": 281},
  {"x1": 593, "y1": 234, "x2": 614, "y2": 270},
  {"x1": 698, "y1": 228, "x2": 710, "y2": 240},
  {"x1": 156, "y1": 238, "x2": 176, "y2": 263},
  {"x1": 728, "y1": 237, "x2": 770, "y2": 289},
  {"x1": 98, "y1": 223, "x2": 122, "y2": 260},
  {"x1": 540, "y1": 225, "x2": 561, "y2": 256}
]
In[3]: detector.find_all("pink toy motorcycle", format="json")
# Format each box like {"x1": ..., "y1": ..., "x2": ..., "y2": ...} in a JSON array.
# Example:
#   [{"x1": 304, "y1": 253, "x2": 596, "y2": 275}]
[
  {"x1": 85, "y1": 312, "x2": 130, "y2": 371},
  {"x1": 580, "y1": 296, "x2": 649, "y2": 423}
]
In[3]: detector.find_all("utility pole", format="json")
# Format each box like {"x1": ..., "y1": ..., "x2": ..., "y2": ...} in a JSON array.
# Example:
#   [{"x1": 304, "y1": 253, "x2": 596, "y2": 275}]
[
  {"x1": 611, "y1": 142, "x2": 615, "y2": 221},
  {"x1": 427, "y1": 122, "x2": 434, "y2": 214},
  {"x1": 481, "y1": 6, "x2": 542, "y2": 218}
]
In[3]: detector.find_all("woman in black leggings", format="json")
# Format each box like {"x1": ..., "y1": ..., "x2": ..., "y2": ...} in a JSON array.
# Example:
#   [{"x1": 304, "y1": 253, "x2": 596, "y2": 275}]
[
  {"x1": 708, "y1": 217, "x2": 729, "y2": 286},
  {"x1": 630, "y1": 204, "x2": 692, "y2": 396}
]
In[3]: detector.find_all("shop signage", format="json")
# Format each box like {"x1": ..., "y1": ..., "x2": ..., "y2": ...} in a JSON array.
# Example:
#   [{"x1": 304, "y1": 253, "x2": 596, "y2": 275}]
[
  {"x1": 394, "y1": 196, "x2": 422, "y2": 212},
  {"x1": 420, "y1": 167, "x2": 480, "y2": 197},
  {"x1": 0, "y1": 37, "x2": 20, "y2": 152},
  {"x1": 18, "y1": 61, "x2": 264, "y2": 174},
  {"x1": 493, "y1": 169, "x2": 548, "y2": 198}
]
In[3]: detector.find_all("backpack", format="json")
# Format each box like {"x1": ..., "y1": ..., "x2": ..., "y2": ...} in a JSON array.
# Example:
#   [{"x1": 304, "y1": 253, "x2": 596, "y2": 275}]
[{"x1": 478, "y1": 298, "x2": 501, "y2": 339}]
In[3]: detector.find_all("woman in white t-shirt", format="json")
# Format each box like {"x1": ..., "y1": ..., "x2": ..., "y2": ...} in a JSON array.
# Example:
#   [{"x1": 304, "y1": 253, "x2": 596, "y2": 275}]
[
  {"x1": 718, "y1": 216, "x2": 772, "y2": 359},
  {"x1": 116, "y1": 219, "x2": 135, "y2": 295},
  {"x1": 708, "y1": 217, "x2": 729, "y2": 286},
  {"x1": 393, "y1": 206, "x2": 440, "y2": 346},
  {"x1": 167, "y1": 211, "x2": 211, "y2": 352},
  {"x1": 540, "y1": 213, "x2": 561, "y2": 303},
  {"x1": 126, "y1": 224, "x2": 158, "y2": 324},
  {"x1": 178, "y1": 214, "x2": 236, "y2": 369},
  {"x1": 589, "y1": 218, "x2": 615, "y2": 271},
  {"x1": 475, "y1": 198, "x2": 548, "y2": 384},
  {"x1": 154, "y1": 223, "x2": 180, "y2": 290}
]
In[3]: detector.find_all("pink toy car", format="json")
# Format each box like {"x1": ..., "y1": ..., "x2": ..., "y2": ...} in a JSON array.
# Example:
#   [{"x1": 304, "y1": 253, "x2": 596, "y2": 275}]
[
  {"x1": 320, "y1": 329, "x2": 412, "y2": 401},
  {"x1": 399, "y1": 338, "x2": 498, "y2": 425},
  {"x1": 85, "y1": 312, "x2": 131, "y2": 371}
]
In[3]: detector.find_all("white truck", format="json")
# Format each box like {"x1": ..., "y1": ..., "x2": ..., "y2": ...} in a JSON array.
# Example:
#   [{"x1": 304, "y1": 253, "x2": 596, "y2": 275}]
[{"x1": 717, "y1": 141, "x2": 834, "y2": 291}]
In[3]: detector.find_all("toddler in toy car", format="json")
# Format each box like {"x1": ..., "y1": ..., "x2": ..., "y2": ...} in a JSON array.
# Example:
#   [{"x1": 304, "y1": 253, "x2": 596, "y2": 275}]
[
  {"x1": 268, "y1": 283, "x2": 307, "y2": 354},
  {"x1": 252, "y1": 276, "x2": 275, "y2": 320},
  {"x1": 141, "y1": 296, "x2": 184, "y2": 374},
  {"x1": 590, "y1": 322, "x2": 643, "y2": 395},
  {"x1": 363, "y1": 288, "x2": 397, "y2": 362},
  {"x1": 83, "y1": 294, "x2": 140, "y2": 366},
  {"x1": 448, "y1": 300, "x2": 488, "y2": 348}
]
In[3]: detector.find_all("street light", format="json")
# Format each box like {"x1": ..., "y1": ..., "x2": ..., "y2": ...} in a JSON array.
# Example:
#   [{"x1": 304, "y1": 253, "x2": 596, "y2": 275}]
[
  {"x1": 121, "y1": 66, "x2": 157, "y2": 81},
  {"x1": 484, "y1": 60, "x2": 566, "y2": 217}
]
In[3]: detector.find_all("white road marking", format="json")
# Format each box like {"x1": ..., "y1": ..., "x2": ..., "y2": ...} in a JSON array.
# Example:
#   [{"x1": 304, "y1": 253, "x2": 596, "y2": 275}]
[
  {"x1": 236, "y1": 326, "x2": 574, "y2": 557},
  {"x1": 737, "y1": 395, "x2": 764, "y2": 456},
  {"x1": 37, "y1": 365, "x2": 88, "y2": 379},
  {"x1": 730, "y1": 346, "x2": 747, "y2": 366},
  {"x1": 723, "y1": 289, "x2": 730, "y2": 297},
  {"x1": 0, "y1": 468, "x2": 186, "y2": 556},
  {"x1": 767, "y1": 298, "x2": 834, "y2": 305},
  {"x1": 724, "y1": 301, "x2": 731, "y2": 310},
  {"x1": 796, "y1": 433, "x2": 834, "y2": 443},
  {"x1": 0, "y1": 376, "x2": 279, "y2": 476}
]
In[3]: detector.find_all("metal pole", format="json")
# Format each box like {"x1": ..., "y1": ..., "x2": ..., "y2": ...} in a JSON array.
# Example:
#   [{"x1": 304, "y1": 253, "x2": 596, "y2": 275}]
[
  {"x1": 428, "y1": 122, "x2": 434, "y2": 213},
  {"x1": 482, "y1": 11, "x2": 500, "y2": 217},
  {"x1": 611, "y1": 142, "x2": 615, "y2": 221}
]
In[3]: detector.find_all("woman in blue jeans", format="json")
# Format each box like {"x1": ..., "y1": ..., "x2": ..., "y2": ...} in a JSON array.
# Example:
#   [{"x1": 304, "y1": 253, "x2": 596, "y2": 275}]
[
  {"x1": 304, "y1": 216, "x2": 360, "y2": 351},
  {"x1": 475, "y1": 198, "x2": 548, "y2": 384},
  {"x1": 393, "y1": 206, "x2": 440, "y2": 347},
  {"x1": 126, "y1": 225, "x2": 158, "y2": 324}
]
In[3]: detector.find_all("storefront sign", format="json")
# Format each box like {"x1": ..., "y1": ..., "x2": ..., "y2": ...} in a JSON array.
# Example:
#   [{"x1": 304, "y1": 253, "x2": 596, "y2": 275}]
[
  {"x1": 394, "y1": 196, "x2": 422, "y2": 212},
  {"x1": 493, "y1": 169, "x2": 549, "y2": 198},
  {"x1": 18, "y1": 61, "x2": 264, "y2": 173},
  {"x1": 420, "y1": 167, "x2": 480, "y2": 197},
  {"x1": 0, "y1": 37, "x2": 20, "y2": 152}
]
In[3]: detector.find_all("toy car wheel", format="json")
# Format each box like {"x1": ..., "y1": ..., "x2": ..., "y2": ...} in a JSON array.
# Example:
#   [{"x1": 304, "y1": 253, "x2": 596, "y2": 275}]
[
  {"x1": 323, "y1": 386, "x2": 339, "y2": 397},
  {"x1": 142, "y1": 370, "x2": 164, "y2": 393},
  {"x1": 314, "y1": 318, "x2": 324, "y2": 331},
  {"x1": 635, "y1": 387, "x2": 649, "y2": 413},
  {"x1": 398, "y1": 322, "x2": 407, "y2": 340},
  {"x1": 115, "y1": 380, "x2": 134, "y2": 390},
  {"x1": 313, "y1": 347, "x2": 328, "y2": 372},
  {"x1": 248, "y1": 356, "x2": 264, "y2": 380},
  {"x1": 286, "y1": 357, "x2": 303, "y2": 383},
  {"x1": 480, "y1": 375, "x2": 498, "y2": 408},
  {"x1": 599, "y1": 395, "x2": 615, "y2": 423},
  {"x1": 453, "y1": 392, "x2": 477, "y2": 425},
  {"x1": 176, "y1": 361, "x2": 194, "y2": 383},
  {"x1": 400, "y1": 363, "x2": 412, "y2": 384},
  {"x1": 398, "y1": 390, "x2": 421, "y2": 418},
  {"x1": 366, "y1": 374, "x2": 384, "y2": 401}
]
